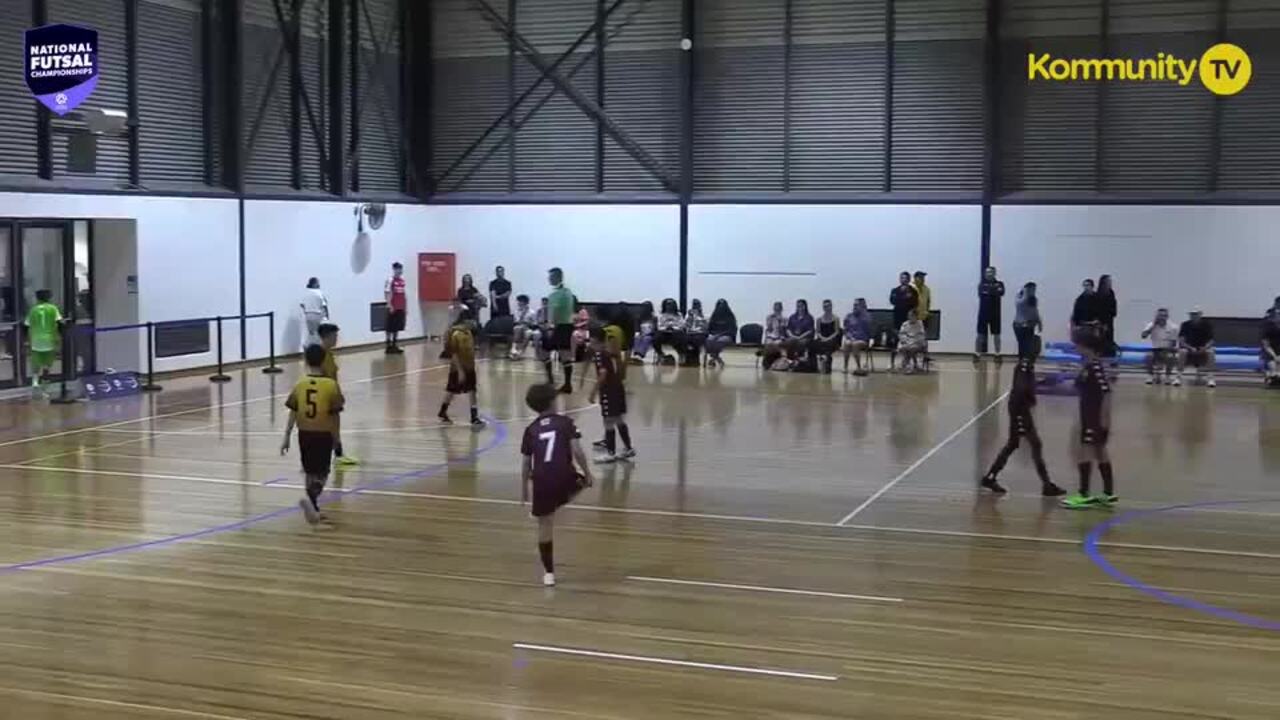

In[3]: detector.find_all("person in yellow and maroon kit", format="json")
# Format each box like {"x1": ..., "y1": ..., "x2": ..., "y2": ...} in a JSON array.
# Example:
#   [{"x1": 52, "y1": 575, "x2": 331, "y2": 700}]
[
  {"x1": 438, "y1": 310, "x2": 485, "y2": 429},
  {"x1": 384, "y1": 262, "x2": 407, "y2": 354},
  {"x1": 317, "y1": 323, "x2": 359, "y2": 466}
]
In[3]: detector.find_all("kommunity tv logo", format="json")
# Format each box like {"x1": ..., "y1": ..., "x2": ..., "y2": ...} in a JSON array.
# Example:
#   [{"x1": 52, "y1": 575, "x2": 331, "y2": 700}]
[{"x1": 1027, "y1": 43, "x2": 1251, "y2": 96}]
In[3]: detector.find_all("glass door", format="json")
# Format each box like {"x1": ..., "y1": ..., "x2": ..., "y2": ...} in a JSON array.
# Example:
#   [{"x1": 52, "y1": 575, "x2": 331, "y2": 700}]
[
  {"x1": 17, "y1": 222, "x2": 73, "y2": 387},
  {"x1": 0, "y1": 223, "x2": 15, "y2": 388}
]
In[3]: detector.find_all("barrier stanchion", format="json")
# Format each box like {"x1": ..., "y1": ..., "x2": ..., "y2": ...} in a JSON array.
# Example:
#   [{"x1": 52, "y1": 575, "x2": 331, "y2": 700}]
[
  {"x1": 49, "y1": 320, "x2": 76, "y2": 404},
  {"x1": 209, "y1": 316, "x2": 231, "y2": 383},
  {"x1": 262, "y1": 311, "x2": 283, "y2": 374},
  {"x1": 141, "y1": 321, "x2": 163, "y2": 392}
]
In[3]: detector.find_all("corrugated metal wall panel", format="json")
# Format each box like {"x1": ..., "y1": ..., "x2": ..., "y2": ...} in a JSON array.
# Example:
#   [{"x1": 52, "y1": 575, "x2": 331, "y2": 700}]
[
  {"x1": 49, "y1": 0, "x2": 130, "y2": 182},
  {"x1": 298, "y1": 1, "x2": 329, "y2": 191},
  {"x1": 1219, "y1": 24, "x2": 1280, "y2": 190},
  {"x1": 1000, "y1": 0, "x2": 1103, "y2": 37},
  {"x1": 513, "y1": 0, "x2": 597, "y2": 191},
  {"x1": 241, "y1": 0, "x2": 292, "y2": 188},
  {"x1": 790, "y1": 0, "x2": 886, "y2": 192},
  {"x1": 694, "y1": 0, "x2": 785, "y2": 192},
  {"x1": 603, "y1": 0, "x2": 681, "y2": 192},
  {"x1": 891, "y1": 39, "x2": 985, "y2": 191},
  {"x1": 137, "y1": 0, "x2": 206, "y2": 186},
  {"x1": 430, "y1": 0, "x2": 507, "y2": 193},
  {"x1": 0, "y1": 5, "x2": 38, "y2": 177},
  {"x1": 355, "y1": 0, "x2": 403, "y2": 193}
]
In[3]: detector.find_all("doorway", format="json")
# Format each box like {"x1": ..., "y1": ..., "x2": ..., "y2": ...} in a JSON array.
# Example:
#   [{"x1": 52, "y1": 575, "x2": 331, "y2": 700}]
[{"x1": 0, "y1": 219, "x2": 94, "y2": 389}]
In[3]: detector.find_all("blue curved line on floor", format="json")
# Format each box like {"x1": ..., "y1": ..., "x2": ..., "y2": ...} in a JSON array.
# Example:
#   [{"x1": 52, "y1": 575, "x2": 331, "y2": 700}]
[
  {"x1": 0, "y1": 416, "x2": 509, "y2": 574},
  {"x1": 1083, "y1": 499, "x2": 1280, "y2": 632}
]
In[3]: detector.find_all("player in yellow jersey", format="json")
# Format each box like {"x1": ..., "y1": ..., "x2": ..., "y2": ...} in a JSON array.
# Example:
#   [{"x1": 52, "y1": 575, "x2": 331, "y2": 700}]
[
  {"x1": 317, "y1": 323, "x2": 359, "y2": 467},
  {"x1": 280, "y1": 344, "x2": 345, "y2": 525},
  {"x1": 438, "y1": 310, "x2": 485, "y2": 428}
]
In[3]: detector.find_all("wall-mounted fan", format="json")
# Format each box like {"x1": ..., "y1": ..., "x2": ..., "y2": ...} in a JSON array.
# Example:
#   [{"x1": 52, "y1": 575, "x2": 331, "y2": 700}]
[{"x1": 355, "y1": 202, "x2": 386, "y2": 233}]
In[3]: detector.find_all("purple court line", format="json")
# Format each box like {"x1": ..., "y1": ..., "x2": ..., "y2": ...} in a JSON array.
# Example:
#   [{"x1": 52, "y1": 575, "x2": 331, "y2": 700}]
[
  {"x1": 262, "y1": 477, "x2": 290, "y2": 486},
  {"x1": 1084, "y1": 499, "x2": 1280, "y2": 632},
  {"x1": 0, "y1": 416, "x2": 508, "y2": 574}
]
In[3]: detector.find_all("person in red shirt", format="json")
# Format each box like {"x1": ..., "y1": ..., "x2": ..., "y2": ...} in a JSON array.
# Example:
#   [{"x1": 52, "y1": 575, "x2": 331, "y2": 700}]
[{"x1": 384, "y1": 262, "x2": 407, "y2": 354}]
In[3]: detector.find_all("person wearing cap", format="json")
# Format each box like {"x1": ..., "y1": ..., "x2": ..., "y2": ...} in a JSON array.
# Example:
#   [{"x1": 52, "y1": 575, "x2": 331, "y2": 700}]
[{"x1": 1177, "y1": 308, "x2": 1216, "y2": 388}]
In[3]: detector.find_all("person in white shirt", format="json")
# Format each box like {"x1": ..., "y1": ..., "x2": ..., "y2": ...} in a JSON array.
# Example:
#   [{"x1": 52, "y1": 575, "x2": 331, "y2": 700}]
[
  {"x1": 300, "y1": 277, "x2": 328, "y2": 350},
  {"x1": 1141, "y1": 307, "x2": 1178, "y2": 385},
  {"x1": 510, "y1": 294, "x2": 540, "y2": 360},
  {"x1": 897, "y1": 316, "x2": 927, "y2": 373}
]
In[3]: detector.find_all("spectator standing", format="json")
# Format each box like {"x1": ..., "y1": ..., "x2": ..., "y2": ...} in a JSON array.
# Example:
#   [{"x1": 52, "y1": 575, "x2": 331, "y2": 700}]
[
  {"x1": 1178, "y1": 308, "x2": 1216, "y2": 388},
  {"x1": 1012, "y1": 282, "x2": 1043, "y2": 359},
  {"x1": 457, "y1": 274, "x2": 485, "y2": 318},
  {"x1": 300, "y1": 277, "x2": 329, "y2": 351},
  {"x1": 842, "y1": 298, "x2": 873, "y2": 375},
  {"x1": 975, "y1": 266, "x2": 1005, "y2": 362},
  {"x1": 489, "y1": 266, "x2": 512, "y2": 320},
  {"x1": 1070, "y1": 278, "x2": 1102, "y2": 345},
  {"x1": 384, "y1": 262, "x2": 407, "y2": 354},
  {"x1": 912, "y1": 271, "x2": 932, "y2": 323},
  {"x1": 705, "y1": 299, "x2": 737, "y2": 368},
  {"x1": 1098, "y1": 274, "x2": 1118, "y2": 363}
]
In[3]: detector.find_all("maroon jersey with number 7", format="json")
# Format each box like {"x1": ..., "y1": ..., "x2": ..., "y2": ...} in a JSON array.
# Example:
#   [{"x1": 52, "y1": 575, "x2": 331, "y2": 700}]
[{"x1": 521, "y1": 413, "x2": 581, "y2": 489}]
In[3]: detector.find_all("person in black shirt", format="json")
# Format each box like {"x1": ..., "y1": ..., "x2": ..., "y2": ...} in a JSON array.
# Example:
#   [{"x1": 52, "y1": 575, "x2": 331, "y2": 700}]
[
  {"x1": 980, "y1": 353, "x2": 1064, "y2": 497},
  {"x1": 1097, "y1": 274, "x2": 1118, "y2": 363},
  {"x1": 1061, "y1": 332, "x2": 1117, "y2": 509},
  {"x1": 889, "y1": 271, "x2": 918, "y2": 366},
  {"x1": 488, "y1": 266, "x2": 512, "y2": 319},
  {"x1": 974, "y1": 266, "x2": 1006, "y2": 363},
  {"x1": 1262, "y1": 298, "x2": 1280, "y2": 386},
  {"x1": 1177, "y1": 308, "x2": 1216, "y2": 388},
  {"x1": 1070, "y1": 278, "x2": 1102, "y2": 345}
]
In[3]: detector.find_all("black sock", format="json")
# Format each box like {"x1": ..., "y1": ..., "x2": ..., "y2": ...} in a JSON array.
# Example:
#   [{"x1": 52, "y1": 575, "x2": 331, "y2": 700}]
[
  {"x1": 334, "y1": 443, "x2": 344, "y2": 458},
  {"x1": 617, "y1": 423, "x2": 632, "y2": 450},
  {"x1": 563, "y1": 364, "x2": 573, "y2": 386},
  {"x1": 1099, "y1": 462, "x2": 1114, "y2": 495},
  {"x1": 538, "y1": 541, "x2": 554, "y2": 573},
  {"x1": 543, "y1": 360, "x2": 554, "y2": 384},
  {"x1": 306, "y1": 481, "x2": 323, "y2": 511},
  {"x1": 439, "y1": 401, "x2": 450, "y2": 417},
  {"x1": 1077, "y1": 462, "x2": 1093, "y2": 495},
  {"x1": 470, "y1": 405, "x2": 479, "y2": 422},
  {"x1": 605, "y1": 428, "x2": 617, "y2": 454}
]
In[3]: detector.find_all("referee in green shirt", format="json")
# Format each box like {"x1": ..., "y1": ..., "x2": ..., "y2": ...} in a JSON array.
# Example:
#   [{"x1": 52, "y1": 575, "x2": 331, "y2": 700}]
[{"x1": 544, "y1": 267, "x2": 576, "y2": 393}]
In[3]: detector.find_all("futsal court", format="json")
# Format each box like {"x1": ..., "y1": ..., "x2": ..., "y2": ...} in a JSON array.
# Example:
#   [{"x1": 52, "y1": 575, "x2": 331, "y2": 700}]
[{"x1": 0, "y1": 342, "x2": 1276, "y2": 719}]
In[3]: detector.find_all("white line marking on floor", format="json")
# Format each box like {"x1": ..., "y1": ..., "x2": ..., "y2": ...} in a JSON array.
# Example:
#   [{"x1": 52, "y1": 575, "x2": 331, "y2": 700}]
[
  {"x1": 627, "y1": 576, "x2": 903, "y2": 603},
  {"x1": 836, "y1": 390, "x2": 1010, "y2": 526},
  {"x1": 511, "y1": 643, "x2": 838, "y2": 682},
  {"x1": 0, "y1": 363, "x2": 449, "y2": 450}
]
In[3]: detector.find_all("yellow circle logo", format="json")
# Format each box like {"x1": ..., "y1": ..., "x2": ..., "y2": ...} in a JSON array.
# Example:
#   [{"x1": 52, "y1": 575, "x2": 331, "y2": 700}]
[{"x1": 1199, "y1": 43, "x2": 1251, "y2": 95}]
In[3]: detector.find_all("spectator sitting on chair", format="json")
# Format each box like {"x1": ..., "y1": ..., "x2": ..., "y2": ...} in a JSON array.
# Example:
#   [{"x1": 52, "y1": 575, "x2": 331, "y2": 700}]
[
  {"x1": 1141, "y1": 307, "x2": 1178, "y2": 385},
  {"x1": 683, "y1": 299, "x2": 709, "y2": 366},
  {"x1": 1178, "y1": 307, "x2": 1216, "y2": 388},
  {"x1": 761, "y1": 301, "x2": 787, "y2": 369},
  {"x1": 654, "y1": 298, "x2": 686, "y2": 364},
  {"x1": 812, "y1": 299, "x2": 842, "y2": 374},
  {"x1": 534, "y1": 296, "x2": 552, "y2": 365},
  {"x1": 705, "y1": 299, "x2": 737, "y2": 368},
  {"x1": 510, "y1": 294, "x2": 539, "y2": 360},
  {"x1": 631, "y1": 301, "x2": 656, "y2": 364},
  {"x1": 785, "y1": 299, "x2": 815, "y2": 367},
  {"x1": 897, "y1": 315, "x2": 927, "y2": 374},
  {"x1": 1261, "y1": 298, "x2": 1280, "y2": 386},
  {"x1": 842, "y1": 298, "x2": 872, "y2": 375}
]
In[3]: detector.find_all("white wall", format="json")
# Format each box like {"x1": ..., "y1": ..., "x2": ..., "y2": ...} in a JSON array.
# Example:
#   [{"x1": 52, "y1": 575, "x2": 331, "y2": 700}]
[
  {"x1": 689, "y1": 205, "x2": 984, "y2": 353},
  {"x1": 992, "y1": 205, "x2": 1280, "y2": 346},
  {"x1": 91, "y1": 219, "x2": 140, "y2": 371},
  {"x1": 0, "y1": 193, "x2": 240, "y2": 371},
  {"x1": 243, "y1": 202, "x2": 681, "y2": 359}
]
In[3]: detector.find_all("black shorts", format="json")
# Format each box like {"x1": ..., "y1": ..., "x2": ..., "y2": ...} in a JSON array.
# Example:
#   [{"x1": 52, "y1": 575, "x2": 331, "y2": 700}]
[
  {"x1": 531, "y1": 472, "x2": 587, "y2": 517},
  {"x1": 298, "y1": 430, "x2": 335, "y2": 477},
  {"x1": 446, "y1": 367, "x2": 477, "y2": 394},
  {"x1": 1185, "y1": 349, "x2": 1210, "y2": 367},
  {"x1": 599, "y1": 383, "x2": 627, "y2": 419},
  {"x1": 1080, "y1": 424, "x2": 1109, "y2": 447},
  {"x1": 543, "y1": 324, "x2": 574, "y2": 354},
  {"x1": 1011, "y1": 410, "x2": 1037, "y2": 439},
  {"x1": 386, "y1": 309, "x2": 406, "y2": 333},
  {"x1": 977, "y1": 312, "x2": 1002, "y2": 335}
]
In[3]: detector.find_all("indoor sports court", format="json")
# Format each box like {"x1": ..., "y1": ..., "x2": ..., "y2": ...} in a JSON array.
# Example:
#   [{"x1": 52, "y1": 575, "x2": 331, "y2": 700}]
[{"x1": 2, "y1": 0, "x2": 1280, "y2": 717}]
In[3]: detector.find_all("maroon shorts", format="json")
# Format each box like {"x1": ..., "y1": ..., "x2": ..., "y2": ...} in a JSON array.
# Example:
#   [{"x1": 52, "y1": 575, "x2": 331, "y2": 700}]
[
  {"x1": 446, "y1": 367, "x2": 476, "y2": 394},
  {"x1": 531, "y1": 472, "x2": 587, "y2": 517}
]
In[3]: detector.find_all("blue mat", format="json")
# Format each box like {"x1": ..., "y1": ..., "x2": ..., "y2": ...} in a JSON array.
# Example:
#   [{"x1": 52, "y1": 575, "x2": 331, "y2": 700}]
[
  {"x1": 1043, "y1": 348, "x2": 1262, "y2": 371},
  {"x1": 1046, "y1": 341, "x2": 1259, "y2": 357}
]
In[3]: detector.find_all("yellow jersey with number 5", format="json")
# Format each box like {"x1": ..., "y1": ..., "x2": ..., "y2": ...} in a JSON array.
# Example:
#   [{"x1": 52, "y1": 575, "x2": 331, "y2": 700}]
[{"x1": 285, "y1": 374, "x2": 344, "y2": 433}]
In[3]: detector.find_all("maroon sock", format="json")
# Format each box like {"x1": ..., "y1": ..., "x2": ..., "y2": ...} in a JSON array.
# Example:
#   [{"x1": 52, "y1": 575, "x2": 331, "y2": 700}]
[{"x1": 538, "y1": 541, "x2": 554, "y2": 573}]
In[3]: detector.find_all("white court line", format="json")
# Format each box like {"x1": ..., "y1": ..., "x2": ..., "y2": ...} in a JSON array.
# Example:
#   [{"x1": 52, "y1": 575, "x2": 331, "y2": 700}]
[
  {"x1": 835, "y1": 390, "x2": 1009, "y2": 526},
  {"x1": 627, "y1": 576, "x2": 903, "y2": 603},
  {"x1": 0, "y1": 362, "x2": 450, "y2": 450},
  {"x1": 511, "y1": 643, "x2": 838, "y2": 682},
  {"x1": 9, "y1": 463, "x2": 1278, "y2": 561}
]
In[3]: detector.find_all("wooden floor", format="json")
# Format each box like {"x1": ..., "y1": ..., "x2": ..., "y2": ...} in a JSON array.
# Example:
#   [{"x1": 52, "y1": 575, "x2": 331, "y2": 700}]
[{"x1": 1, "y1": 343, "x2": 1278, "y2": 719}]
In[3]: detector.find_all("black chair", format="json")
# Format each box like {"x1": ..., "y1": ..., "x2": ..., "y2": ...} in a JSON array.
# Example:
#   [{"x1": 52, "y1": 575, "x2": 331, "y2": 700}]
[
  {"x1": 483, "y1": 315, "x2": 515, "y2": 356},
  {"x1": 739, "y1": 323, "x2": 763, "y2": 346}
]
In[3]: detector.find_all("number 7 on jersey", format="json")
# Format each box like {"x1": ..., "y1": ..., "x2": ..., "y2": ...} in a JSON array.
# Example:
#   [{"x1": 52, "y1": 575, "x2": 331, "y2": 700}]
[{"x1": 538, "y1": 431, "x2": 557, "y2": 463}]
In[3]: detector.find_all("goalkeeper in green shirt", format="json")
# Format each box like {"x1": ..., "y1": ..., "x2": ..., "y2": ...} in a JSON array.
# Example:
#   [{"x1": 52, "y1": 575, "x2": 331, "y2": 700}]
[{"x1": 25, "y1": 290, "x2": 64, "y2": 391}]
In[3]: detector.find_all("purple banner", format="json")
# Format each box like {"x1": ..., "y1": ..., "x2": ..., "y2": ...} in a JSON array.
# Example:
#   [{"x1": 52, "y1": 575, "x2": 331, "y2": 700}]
[{"x1": 24, "y1": 23, "x2": 99, "y2": 116}]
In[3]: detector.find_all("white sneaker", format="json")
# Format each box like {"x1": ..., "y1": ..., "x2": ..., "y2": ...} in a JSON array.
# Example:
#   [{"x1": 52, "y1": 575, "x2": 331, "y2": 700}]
[
  {"x1": 1144, "y1": 376, "x2": 1155, "y2": 385},
  {"x1": 1170, "y1": 376, "x2": 1182, "y2": 387},
  {"x1": 618, "y1": 448, "x2": 636, "y2": 461},
  {"x1": 595, "y1": 453, "x2": 618, "y2": 465},
  {"x1": 298, "y1": 498, "x2": 320, "y2": 525},
  {"x1": 1207, "y1": 378, "x2": 1217, "y2": 388},
  {"x1": 543, "y1": 572, "x2": 556, "y2": 587}
]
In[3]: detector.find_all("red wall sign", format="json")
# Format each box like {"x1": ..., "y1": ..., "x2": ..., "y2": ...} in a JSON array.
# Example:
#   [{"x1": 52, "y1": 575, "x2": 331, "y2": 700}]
[{"x1": 418, "y1": 252, "x2": 456, "y2": 302}]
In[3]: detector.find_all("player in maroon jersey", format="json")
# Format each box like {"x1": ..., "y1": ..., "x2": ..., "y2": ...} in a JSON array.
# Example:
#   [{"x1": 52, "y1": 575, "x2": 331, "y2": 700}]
[
  {"x1": 1061, "y1": 332, "x2": 1117, "y2": 509},
  {"x1": 979, "y1": 354, "x2": 1064, "y2": 497},
  {"x1": 521, "y1": 383, "x2": 594, "y2": 586},
  {"x1": 587, "y1": 327, "x2": 636, "y2": 463}
]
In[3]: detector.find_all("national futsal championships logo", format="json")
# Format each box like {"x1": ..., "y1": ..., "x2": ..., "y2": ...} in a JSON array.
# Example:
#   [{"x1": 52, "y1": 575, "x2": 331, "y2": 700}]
[
  {"x1": 1027, "y1": 43, "x2": 1251, "y2": 96},
  {"x1": 24, "y1": 23, "x2": 99, "y2": 115}
]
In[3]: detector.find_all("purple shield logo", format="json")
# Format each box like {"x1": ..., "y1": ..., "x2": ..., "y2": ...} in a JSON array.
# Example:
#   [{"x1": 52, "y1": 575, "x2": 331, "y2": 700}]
[{"x1": 24, "y1": 23, "x2": 99, "y2": 116}]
